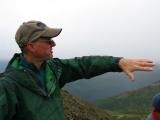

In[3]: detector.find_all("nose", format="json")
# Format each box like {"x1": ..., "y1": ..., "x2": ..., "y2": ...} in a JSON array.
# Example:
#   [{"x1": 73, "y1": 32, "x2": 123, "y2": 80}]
[{"x1": 50, "y1": 40, "x2": 56, "y2": 47}]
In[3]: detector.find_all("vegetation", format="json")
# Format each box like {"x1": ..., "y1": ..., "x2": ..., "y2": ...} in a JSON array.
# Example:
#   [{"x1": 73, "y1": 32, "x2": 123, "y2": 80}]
[
  {"x1": 95, "y1": 81, "x2": 160, "y2": 117},
  {"x1": 62, "y1": 90, "x2": 144, "y2": 120},
  {"x1": 62, "y1": 90, "x2": 114, "y2": 120}
]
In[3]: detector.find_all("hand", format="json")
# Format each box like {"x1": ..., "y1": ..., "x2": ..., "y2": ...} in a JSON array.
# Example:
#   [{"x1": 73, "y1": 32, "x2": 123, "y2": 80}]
[{"x1": 118, "y1": 58, "x2": 155, "y2": 81}]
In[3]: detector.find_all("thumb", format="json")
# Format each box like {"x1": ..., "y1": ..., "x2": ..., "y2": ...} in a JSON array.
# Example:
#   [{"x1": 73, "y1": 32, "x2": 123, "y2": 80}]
[{"x1": 125, "y1": 71, "x2": 135, "y2": 81}]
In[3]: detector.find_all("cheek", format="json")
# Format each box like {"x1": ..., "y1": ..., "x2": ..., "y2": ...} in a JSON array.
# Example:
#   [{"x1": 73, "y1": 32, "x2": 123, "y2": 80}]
[
  {"x1": 42, "y1": 45, "x2": 51, "y2": 50},
  {"x1": 36, "y1": 45, "x2": 50, "y2": 51},
  {"x1": 33, "y1": 44, "x2": 52, "y2": 56},
  {"x1": 38, "y1": 47, "x2": 51, "y2": 55}
]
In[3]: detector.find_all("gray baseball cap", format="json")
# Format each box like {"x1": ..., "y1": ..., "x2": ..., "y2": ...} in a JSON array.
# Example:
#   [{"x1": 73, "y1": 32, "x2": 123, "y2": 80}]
[{"x1": 15, "y1": 20, "x2": 62, "y2": 48}]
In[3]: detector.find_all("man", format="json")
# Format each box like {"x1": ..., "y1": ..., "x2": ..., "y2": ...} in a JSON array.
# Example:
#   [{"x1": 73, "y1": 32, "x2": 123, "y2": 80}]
[
  {"x1": 0, "y1": 20, "x2": 155, "y2": 120},
  {"x1": 147, "y1": 93, "x2": 160, "y2": 120}
]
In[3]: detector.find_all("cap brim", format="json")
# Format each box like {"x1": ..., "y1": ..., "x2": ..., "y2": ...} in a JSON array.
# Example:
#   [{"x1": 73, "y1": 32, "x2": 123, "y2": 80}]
[{"x1": 41, "y1": 27, "x2": 62, "y2": 38}]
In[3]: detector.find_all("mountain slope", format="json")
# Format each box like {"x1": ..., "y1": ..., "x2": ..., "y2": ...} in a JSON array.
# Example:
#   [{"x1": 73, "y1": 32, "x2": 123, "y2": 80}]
[
  {"x1": 62, "y1": 90, "x2": 114, "y2": 120},
  {"x1": 62, "y1": 90, "x2": 144, "y2": 120},
  {"x1": 95, "y1": 81, "x2": 160, "y2": 116}
]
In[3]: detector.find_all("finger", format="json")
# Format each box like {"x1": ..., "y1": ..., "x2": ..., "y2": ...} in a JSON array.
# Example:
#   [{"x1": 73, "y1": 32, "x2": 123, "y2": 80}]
[
  {"x1": 138, "y1": 62, "x2": 155, "y2": 67},
  {"x1": 135, "y1": 60, "x2": 155, "y2": 66},
  {"x1": 135, "y1": 66, "x2": 154, "y2": 71},
  {"x1": 135, "y1": 59, "x2": 154, "y2": 63},
  {"x1": 129, "y1": 73, "x2": 135, "y2": 81}
]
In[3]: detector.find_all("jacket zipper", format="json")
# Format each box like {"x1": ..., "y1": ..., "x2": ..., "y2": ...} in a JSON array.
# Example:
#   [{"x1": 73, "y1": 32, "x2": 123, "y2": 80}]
[{"x1": 23, "y1": 69, "x2": 48, "y2": 97}]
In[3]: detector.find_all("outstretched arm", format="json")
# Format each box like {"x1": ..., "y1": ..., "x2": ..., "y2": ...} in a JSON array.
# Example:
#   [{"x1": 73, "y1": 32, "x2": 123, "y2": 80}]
[{"x1": 118, "y1": 58, "x2": 155, "y2": 80}]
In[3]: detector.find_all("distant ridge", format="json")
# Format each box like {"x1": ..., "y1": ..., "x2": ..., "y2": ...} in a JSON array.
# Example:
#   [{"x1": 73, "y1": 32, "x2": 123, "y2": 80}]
[{"x1": 95, "y1": 80, "x2": 160, "y2": 117}]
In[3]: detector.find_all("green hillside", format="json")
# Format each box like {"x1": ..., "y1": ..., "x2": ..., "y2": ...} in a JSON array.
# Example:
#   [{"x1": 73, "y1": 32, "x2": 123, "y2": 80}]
[
  {"x1": 62, "y1": 90, "x2": 144, "y2": 120},
  {"x1": 95, "y1": 81, "x2": 160, "y2": 117}
]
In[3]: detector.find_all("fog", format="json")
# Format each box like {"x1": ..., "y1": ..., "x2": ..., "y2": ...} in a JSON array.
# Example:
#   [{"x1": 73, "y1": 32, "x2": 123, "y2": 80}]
[{"x1": 0, "y1": 0, "x2": 159, "y2": 62}]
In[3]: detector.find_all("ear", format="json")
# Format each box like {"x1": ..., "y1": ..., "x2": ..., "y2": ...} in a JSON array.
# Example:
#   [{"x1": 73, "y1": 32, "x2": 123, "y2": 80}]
[{"x1": 26, "y1": 42, "x2": 36, "y2": 53}]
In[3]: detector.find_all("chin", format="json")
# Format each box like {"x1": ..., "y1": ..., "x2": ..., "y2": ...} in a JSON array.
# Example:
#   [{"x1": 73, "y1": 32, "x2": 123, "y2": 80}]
[
  {"x1": 48, "y1": 54, "x2": 53, "y2": 59},
  {"x1": 43, "y1": 55, "x2": 53, "y2": 61},
  {"x1": 50, "y1": 54, "x2": 53, "y2": 58}
]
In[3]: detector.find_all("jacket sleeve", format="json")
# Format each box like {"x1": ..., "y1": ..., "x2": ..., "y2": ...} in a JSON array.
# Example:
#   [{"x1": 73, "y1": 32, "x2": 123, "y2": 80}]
[
  {"x1": 59, "y1": 56, "x2": 122, "y2": 87},
  {"x1": 0, "y1": 80, "x2": 17, "y2": 120}
]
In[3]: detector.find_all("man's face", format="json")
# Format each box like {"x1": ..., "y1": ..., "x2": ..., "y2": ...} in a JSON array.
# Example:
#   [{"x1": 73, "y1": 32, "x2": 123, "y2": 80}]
[{"x1": 28, "y1": 37, "x2": 56, "y2": 60}]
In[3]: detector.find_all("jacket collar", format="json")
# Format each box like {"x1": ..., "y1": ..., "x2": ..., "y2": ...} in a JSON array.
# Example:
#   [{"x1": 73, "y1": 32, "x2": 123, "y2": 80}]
[{"x1": 4, "y1": 53, "x2": 62, "y2": 97}]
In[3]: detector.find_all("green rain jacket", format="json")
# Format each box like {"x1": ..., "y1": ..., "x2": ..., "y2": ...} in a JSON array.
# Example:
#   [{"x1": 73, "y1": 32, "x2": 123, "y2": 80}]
[{"x1": 0, "y1": 53, "x2": 122, "y2": 120}]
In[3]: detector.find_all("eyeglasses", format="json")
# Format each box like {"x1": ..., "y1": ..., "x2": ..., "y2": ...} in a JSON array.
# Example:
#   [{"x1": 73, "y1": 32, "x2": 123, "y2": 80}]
[{"x1": 33, "y1": 37, "x2": 56, "y2": 46}]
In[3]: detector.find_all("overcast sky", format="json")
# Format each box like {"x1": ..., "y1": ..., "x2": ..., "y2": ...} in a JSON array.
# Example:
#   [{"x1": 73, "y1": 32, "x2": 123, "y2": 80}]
[{"x1": 0, "y1": 0, "x2": 160, "y2": 62}]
